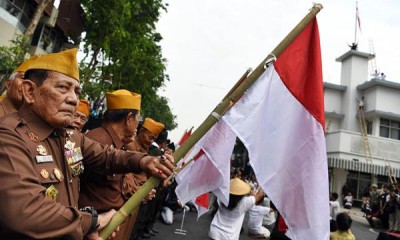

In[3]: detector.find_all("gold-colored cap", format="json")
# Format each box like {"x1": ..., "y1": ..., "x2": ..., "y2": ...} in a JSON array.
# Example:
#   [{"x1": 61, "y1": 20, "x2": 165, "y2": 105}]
[
  {"x1": 106, "y1": 89, "x2": 141, "y2": 110},
  {"x1": 76, "y1": 99, "x2": 90, "y2": 117},
  {"x1": 26, "y1": 48, "x2": 79, "y2": 81},
  {"x1": 142, "y1": 118, "x2": 164, "y2": 136},
  {"x1": 13, "y1": 55, "x2": 40, "y2": 73}
]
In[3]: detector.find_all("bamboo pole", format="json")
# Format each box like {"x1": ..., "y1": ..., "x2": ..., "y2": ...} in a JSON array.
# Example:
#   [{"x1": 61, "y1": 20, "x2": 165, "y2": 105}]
[{"x1": 100, "y1": 3, "x2": 323, "y2": 238}]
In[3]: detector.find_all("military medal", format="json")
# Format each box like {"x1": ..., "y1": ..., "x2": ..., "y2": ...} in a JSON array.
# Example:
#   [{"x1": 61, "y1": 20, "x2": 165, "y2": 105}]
[
  {"x1": 67, "y1": 130, "x2": 74, "y2": 137},
  {"x1": 53, "y1": 168, "x2": 64, "y2": 182},
  {"x1": 40, "y1": 169, "x2": 49, "y2": 179},
  {"x1": 64, "y1": 140, "x2": 75, "y2": 150},
  {"x1": 45, "y1": 185, "x2": 58, "y2": 202},
  {"x1": 27, "y1": 132, "x2": 39, "y2": 142},
  {"x1": 36, "y1": 145, "x2": 48, "y2": 155},
  {"x1": 70, "y1": 162, "x2": 84, "y2": 177}
]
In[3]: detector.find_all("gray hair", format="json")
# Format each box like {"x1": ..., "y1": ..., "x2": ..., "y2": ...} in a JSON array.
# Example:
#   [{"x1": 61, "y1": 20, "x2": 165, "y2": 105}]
[{"x1": 8, "y1": 72, "x2": 19, "y2": 81}]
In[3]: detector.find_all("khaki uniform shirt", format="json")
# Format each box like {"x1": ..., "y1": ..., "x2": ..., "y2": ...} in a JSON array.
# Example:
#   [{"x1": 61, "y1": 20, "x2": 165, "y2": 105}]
[
  {"x1": 0, "y1": 97, "x2": 17, "y2": 118},
  {"x1": 79, "y1": 123, "x2": 128, "y2": 212},
  {"x1": 0, "y1": 105, "x2": 145, "y2": 239},
  {"x1": 123, "y1": 138, "x2": 149, "y2": 199}
]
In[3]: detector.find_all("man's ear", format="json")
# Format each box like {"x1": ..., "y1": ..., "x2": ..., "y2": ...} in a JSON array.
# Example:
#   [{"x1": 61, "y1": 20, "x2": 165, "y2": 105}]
[
  {"x1": 21, "y1": 80, "x2": 36, "y2": 104},
  {"x1": 4, "y1": 79, "x2": 11, "y2": 90},
  {"x1": 125, "y1": 112, "x2": 134, "y2": 125}
]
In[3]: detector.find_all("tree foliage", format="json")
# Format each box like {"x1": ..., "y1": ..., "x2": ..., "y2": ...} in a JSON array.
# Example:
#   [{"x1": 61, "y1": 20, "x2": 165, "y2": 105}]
[
  {"x1": 80, "y1": 0, "x2": 177, "y2": 130},
  {"x1": 0, "y1": 35, "x2": 30, "y2": 93}
]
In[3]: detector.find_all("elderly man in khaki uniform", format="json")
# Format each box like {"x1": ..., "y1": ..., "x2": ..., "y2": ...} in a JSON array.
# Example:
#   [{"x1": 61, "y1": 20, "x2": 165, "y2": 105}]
[
  {"x1": 79, "y1": 89, "x2": 143, "y2": 240},
  {"x1": 70, "y1": 99, "x2": 90, "y2": 132},
  {"x1": 125, "y1": 118, "x2": 165, "y2": 239},
  {"x1": 0, "y1": 48, "x2": 174, "y2": 240},
  {"x1": 0, "y1": 55, "x2": 39, "y2": 117}
]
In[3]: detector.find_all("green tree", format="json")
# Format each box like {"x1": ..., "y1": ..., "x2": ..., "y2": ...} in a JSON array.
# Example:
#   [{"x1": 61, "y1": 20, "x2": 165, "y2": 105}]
[
  {"x1": 0, "y1": 35, "x2": 30, "y2": 93},
  {"x1": 80, "y1": 0, "x2": 177, "y2": 130}
]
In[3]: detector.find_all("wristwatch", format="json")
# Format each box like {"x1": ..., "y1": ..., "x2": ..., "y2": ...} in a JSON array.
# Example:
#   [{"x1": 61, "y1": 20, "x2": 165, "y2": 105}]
[{"x1": 80, "y1": 206, "x2": 99, "y2": 233}]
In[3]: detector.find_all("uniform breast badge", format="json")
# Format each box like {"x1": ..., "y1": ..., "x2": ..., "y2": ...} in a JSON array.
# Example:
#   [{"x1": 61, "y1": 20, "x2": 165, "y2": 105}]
[
  {"x1": 45, "y1": 185, "x2": 58, "y2": 202},
  {"x1": 27, "y1": 132, "x2": 39, "y2": 142},
  {"x1": 40, "y1": 169, "x2": 49, "y2": 179},
  {"x1": 64, "y1": 140, "x2": 76, "y2": 150},
  {"x1": 70, "y1": 162, "x2": 84, "y2": 177},
  {"x1": 36, "y1": 145, "x2": 48, "y2": 155},
  {"x1": 53, "y1": 168, "x2": 64, "y2": 182}
]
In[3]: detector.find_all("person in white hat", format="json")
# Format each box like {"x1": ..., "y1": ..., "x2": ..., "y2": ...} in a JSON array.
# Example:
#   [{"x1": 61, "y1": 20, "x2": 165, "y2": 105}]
[{"x1": 208, "y1": 178, "x2": 265, "y2": 240}]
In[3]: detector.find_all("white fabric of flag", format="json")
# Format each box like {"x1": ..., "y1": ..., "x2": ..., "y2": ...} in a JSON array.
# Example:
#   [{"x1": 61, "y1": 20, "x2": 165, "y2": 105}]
[
  {"x1": 222, "y1": 18, "x2": 329, "y2": 240},
  {"x1": 175, "y1": 120, "x2": 236, "y2": 213}
]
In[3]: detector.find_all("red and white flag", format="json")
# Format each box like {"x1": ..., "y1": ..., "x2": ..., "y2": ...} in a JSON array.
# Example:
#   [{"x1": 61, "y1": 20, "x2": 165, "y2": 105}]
[
  {"x1": 356, "y1": 2, "x2": 362, "y2": 32},
  {"x1": 175, "y1": 120, "x2": 236, "y2": 217},
  {"x1": 178, "y1": 127, "x2": 193, "y2": 147},
  {"x1": 223, "y1": 18, "x2": 329, "y2": 240}
]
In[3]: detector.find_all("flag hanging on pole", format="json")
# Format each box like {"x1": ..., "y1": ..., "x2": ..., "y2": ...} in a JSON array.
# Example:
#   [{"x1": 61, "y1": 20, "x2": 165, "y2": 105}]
[
  {"x1": 175, "y1": 120, "x2": 236, "y2": 217},
  {"x1": 178, "y1": 127, "x2": 193, "y2": 147},
  {"x1": 222, "y1": 18, "x2": 329, "y2": 240},
  {"x1": 356, "y1": 2, "x2": 362, "y2": 32}
]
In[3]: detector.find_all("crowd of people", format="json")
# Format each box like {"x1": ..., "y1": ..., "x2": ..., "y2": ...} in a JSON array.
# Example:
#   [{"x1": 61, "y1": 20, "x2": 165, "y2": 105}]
[
  {"x1": 0, "y1": 49, "x2": 175, "y2": 239},
  {"x1": 361, "y1": 183, "x2": 400, "y2": 232},
  {"x1": 3, "y1": 47, "x2": 383, "y2": 240}
]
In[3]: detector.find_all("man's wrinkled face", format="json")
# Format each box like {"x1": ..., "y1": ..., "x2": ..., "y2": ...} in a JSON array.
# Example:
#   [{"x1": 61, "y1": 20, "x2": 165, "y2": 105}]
[
  {"x1": 138, "y1": 128, "x2": 157, "y2": 148},
  {"x1": 71, "y1": 111, "x2": 88, "y2": 131},
  {"x1": 5, "y1": 72, "x2": 24, "y2": 107},
  {"x1": 30, "y1": 72, "x2": 80, "y2": 128}
]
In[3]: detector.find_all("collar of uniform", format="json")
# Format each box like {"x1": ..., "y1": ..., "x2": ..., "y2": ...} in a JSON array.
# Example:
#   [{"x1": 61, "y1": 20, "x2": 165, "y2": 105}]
[
  {"x1": 101, "y1": 122, "x2": 125, "y2": 150},
  {"x1": 18, "y1": 104, "x2": 58, "y2": 141},
  {"x1": 0, "y1": 97, "x2": 18, "y2": 115}
]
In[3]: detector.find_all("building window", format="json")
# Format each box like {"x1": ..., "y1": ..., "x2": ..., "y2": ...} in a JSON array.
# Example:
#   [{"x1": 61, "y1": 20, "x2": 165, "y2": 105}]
[
  {"x1": 30, "y1": 23, "x2": 64, "y2": 53},
  {"x1": 367, "y1": 121, "x2": 372, "y2": 135},
  {"x1": 346, "y1": 171, "x2": 371, "y2": 201},
  {"x1": 0, "y1": 0, "x2": 35, "y2": 32},
  {"x1": 380, "y1": 118, "x2": 400, "y2": 140}
]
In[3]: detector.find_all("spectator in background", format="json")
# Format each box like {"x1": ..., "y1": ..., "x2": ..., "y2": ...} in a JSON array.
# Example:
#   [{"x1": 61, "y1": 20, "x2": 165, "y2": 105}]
[
  {"x1": 262, "y1": 196, "x2": 276, "y2": 233},
  {"x1": 380, "y1": 184, "x2": 390, "y2": 229},
  {"x1": 208, "y1": 178, "x2": 265, "y2": 240},
  {"x1": 160, "y1": 180, "x2": 181, "y2": 225},
  {"x1": 330, "y1": 212, "x2": 355, "y2": 240},
  {"x1": 329, "y1": 192, "x2": 340, "y2": 232},
  {"x1": 247, "y1": 194, "x2": 273, "y2": 239},
  {"x1": 343, "y1": 192, "x2": 353, "y2": 209}
]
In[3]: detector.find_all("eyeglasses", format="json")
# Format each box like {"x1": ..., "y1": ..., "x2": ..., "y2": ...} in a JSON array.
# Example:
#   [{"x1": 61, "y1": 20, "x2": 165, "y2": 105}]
[{"x1": 73, "y1": 114, "x2": 87, "y2": 122}]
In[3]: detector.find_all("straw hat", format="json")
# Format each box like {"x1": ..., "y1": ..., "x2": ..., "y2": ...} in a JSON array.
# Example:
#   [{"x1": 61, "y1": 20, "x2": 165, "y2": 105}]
[
  {"x1": 142, "y1": 118, "x2": 164, "y2": 136},
  {"x1": 106, "y1": 89, "x2": 141, "y2": 110},
  {"x1": 229, "y1": 178, "x2": 251, "y2": 196}
]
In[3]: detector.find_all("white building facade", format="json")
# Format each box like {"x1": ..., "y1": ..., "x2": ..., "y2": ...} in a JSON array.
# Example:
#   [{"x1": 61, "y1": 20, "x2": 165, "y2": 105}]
[{"x1": 325, "y1": 49, "x2": 400, "y2": 205}]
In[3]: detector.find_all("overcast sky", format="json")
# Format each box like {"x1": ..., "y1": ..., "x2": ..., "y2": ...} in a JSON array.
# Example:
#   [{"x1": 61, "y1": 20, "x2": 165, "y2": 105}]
[{"x1": 156, "y1": 0, "x2": 400, "y2": 142}]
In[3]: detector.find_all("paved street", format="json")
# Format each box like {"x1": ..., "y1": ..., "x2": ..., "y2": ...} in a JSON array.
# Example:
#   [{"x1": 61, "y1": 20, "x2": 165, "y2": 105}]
[{"x1": 148, "y1": 207, "x2": 381, "y2": 240}]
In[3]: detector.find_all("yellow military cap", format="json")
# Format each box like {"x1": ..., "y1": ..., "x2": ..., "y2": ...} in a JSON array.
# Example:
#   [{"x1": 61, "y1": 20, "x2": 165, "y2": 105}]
[
  {"x1": 229, "y1": 178, "x2": 251, "y2": 196},
  {"x1": 76, "y1": 99, "x2": 90, "y2": 117},
  {"x1": 106, "y1": 89, "x2": 141, "y2": 110},
  {"x1": 142, "y1": 118, "x2": 165, "y2": 136},
  {"x1": 26, "y1": 48, "x2": 79, "y2": 81},
  {"x1": 13, "y1": 55, "x2": 40, "y2": 73}
]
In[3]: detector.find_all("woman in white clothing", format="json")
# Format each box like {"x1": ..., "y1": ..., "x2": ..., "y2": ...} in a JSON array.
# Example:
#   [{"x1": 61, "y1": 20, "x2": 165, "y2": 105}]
[
  {"x1": 248, "y1": 196, "x2": 273, "y2": 238},
  {"x1": 208, "y1": 178, "x2": 265, "y2": 240}
]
